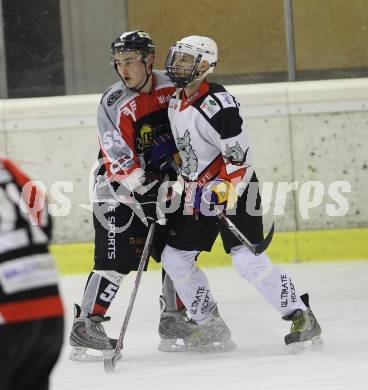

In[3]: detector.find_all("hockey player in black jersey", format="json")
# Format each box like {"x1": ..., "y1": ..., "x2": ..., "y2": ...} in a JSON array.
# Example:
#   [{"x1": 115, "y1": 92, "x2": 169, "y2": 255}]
[
  {"x1": 160, "y1": 35, "x2": 323, "y2": 353},
  {"x1": 0, "y1": 157, "x2": 64, "y2": 390}
]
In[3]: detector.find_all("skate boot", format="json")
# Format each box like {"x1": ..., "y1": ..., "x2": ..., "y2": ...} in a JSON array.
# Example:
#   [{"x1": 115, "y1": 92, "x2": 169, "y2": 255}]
[
  {"x1": 283, "y1": 293, "x2": 323, "y2": 353},
  {"x1": 158, "y1": 296, "x2": 196, "y2": 352},
  {"x1": 184, "y1": 306, "x2": 237, "y2": 352},
  {"x1": 69, "y1": 304, "x2": 121, "y2": 362}
]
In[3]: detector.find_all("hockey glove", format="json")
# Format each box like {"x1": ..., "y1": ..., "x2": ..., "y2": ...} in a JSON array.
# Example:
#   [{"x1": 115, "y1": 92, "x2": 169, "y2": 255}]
[
  {"x1": 150, "y1": 133, "x2": 178, "y2": 172},
  {"x1": 193, "y1": 179, "x2": 232, "y2": 211},
  {"x1": 135, "y1": 181, "x2": 166, "y2": 226}
]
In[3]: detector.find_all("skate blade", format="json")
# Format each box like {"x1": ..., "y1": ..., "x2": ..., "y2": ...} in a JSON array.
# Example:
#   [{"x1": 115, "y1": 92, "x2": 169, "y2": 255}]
[
  {"x1": 287, "y1": 335, "x2": 324, "y2": 354},
  {"x1": 158, "y1": 338, "x2": 187, "y2": 352},
  {"x1": 186, "y1": 339, "x2": 237, "y2": 353},
  {"x1": 69, "y1": 346, "x2": 122, "y2": 362}
]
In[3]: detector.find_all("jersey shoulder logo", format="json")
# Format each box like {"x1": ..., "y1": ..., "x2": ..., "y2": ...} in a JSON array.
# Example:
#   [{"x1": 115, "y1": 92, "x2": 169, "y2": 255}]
[
  {"x1": 107, "y1": 90, "x2": 123, "y2": 106},
  {"x1": 214, "y1": 92, "x2": 237, "y2": 109},
  {"x1": 176, "y1": 129, "x2": 198, "y2": 175},
  {"x1": 200, "y1": 95, "x2": 221, "y2": 118},
  {"x1": 224, "y1": 142, "x2": 249, "y2": 165},
  {"x1": 100, "y1": 87, "x2": 112, "y2": 105}
]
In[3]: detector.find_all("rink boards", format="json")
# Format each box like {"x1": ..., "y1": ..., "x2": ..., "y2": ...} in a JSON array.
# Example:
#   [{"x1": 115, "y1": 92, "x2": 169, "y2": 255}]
[{"x1": 51, "y1": 227, "x2": 368, "y2": 275}]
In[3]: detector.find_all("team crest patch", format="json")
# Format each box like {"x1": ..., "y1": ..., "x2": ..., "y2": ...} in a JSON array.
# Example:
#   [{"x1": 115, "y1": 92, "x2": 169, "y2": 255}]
[
  {"x1": 214, "y1": 92, "x2": 236, "y2": 108},
  {"x1": 107, "y1": 90, "x2": 123, "y2": 106},
  {"x1": 224, "y1": 142, "x2": 248, "y2": 165},
  {"x1": 200, "y1": 96, "x2": 221, "y2": 118}
]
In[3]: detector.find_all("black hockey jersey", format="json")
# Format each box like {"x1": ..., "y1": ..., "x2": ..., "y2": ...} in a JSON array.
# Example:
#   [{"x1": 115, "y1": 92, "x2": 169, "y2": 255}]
[
  {"x1": 0, "y1": 158, "x2": 63, "y2": 324},
  {"x1": 168, "y1": 81, "x2": 255, "y2": 187}
]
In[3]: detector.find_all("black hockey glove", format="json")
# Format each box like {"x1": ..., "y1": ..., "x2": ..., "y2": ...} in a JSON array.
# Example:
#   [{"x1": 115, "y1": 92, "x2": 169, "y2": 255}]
[{"x1": 134, "y1": 181, "x2": 166, "y2": 226}]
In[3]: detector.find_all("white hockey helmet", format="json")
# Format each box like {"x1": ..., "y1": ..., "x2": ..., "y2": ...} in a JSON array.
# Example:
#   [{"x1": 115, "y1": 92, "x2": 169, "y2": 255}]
[{"x1": 165, "y1": 35, "x2": 218, "y2": 88}]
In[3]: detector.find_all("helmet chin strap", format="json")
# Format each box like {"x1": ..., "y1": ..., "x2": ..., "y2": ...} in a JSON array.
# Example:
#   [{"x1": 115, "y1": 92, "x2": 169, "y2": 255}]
[
  {"x1": 185, "y1": 68, "x2": 207, "y2": 89},
  {"x1": 196, "y1": 67, "x2": 212, "y2": 82},
  {"x1": 131, "y1": 60, "x2": 153, "y2": 93}
]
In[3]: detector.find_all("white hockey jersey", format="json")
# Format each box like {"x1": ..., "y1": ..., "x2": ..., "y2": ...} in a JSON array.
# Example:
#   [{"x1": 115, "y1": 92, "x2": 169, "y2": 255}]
[{"x1": 168, "y1": 81, "x2": 254, "y2": 187}]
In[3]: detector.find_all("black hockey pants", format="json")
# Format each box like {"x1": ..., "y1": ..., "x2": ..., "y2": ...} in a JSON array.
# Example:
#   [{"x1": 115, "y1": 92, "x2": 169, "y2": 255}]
[{"x1": 0, "y1": 316, "x2": 64, "y2": 390}]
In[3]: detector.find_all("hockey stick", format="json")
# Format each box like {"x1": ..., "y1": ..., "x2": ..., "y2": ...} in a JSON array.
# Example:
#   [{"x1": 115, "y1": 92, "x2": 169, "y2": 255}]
[
  {"x1": 216, "y1": 211, "x2": 274, "y2": 256},
  {"x1": 164, "y1": 156, "x2": 274, "y2": 256},
  {"x1": 104, "y1": 222, "x2": 156, "y2": 373}
]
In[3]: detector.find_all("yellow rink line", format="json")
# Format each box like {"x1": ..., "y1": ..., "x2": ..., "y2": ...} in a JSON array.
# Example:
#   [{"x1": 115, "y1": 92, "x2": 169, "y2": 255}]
[{"x1": 51, "y1": 228, "x2": 368, "y2": 275}]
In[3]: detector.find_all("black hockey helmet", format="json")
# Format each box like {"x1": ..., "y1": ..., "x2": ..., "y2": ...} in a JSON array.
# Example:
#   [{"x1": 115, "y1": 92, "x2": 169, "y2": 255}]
[
  {"x1": 111, "y1": 30, "x2": 155, "y2": 57},
  {"x1": 111, "y1": 30, "x2": 155, "y2": 92}
]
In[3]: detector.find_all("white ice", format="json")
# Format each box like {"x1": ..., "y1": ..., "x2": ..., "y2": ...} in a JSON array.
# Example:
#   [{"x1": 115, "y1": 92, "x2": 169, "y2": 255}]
[{"x1": 52, "y1": 261, "x2": 368, "y2": 390}]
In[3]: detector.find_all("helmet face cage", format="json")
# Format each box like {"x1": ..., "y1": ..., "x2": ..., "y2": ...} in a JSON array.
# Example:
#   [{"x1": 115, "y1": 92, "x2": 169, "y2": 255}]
[
  {"x1": 165, "y1": 37, "x2": 217, "y2": 88},
  {"x1": 165, "y1": 47, "x2": 202, "y2": 88}
]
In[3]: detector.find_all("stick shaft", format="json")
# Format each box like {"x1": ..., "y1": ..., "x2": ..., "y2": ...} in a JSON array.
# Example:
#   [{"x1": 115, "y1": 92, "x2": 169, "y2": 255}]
[{"x1": 105, "y1": 222, "x2": 156, "y2": 370}]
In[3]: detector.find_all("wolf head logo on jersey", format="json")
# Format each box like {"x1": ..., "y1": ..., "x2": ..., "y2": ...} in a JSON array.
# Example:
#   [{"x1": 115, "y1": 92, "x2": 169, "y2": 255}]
[
  {"x1": 176, "y1": 130, "x2": 198, "y2": 176},
  {"x1": 224, "y1": 142, "x2": 249, "y2": 165}
]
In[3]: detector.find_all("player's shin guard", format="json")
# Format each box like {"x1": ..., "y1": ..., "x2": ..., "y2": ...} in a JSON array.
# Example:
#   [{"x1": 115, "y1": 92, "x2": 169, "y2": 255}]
[
  {"x1": 161, "y1": 268, "x2": 185, "y2": 312},
  {"x1": 80, "y1": 270, "x2": 124, "y2": 317},
  {"x1": 231, "y1": 245, "x2": 307, "y2": 316},
  {"x1": 161, "y1": 246, "x2": 216, "y2": 322},
  {"x1": 161, "y1": 246, "x2": 236, "y2": 352}
]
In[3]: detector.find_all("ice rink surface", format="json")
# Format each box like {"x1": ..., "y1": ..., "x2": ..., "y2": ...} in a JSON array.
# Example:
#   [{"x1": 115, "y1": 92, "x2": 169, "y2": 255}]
[{"x1": 52, "y1": 261, "x2": 368, "y2": 390}]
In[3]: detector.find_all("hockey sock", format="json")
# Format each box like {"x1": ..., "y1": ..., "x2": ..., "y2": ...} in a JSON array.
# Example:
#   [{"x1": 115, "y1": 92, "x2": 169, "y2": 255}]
[
  {"x1": 231, "y1": 245, "x2": 307, "y2": 316},
  {"x1": 80, "y1": 270, "x2": 124, "y2": 318},
  {"x1": 162, "y1": 245, "x2": 217, "y2": 322},
  {"x1": 161, "y1": 269, "x2": 185, "y2": 312}
]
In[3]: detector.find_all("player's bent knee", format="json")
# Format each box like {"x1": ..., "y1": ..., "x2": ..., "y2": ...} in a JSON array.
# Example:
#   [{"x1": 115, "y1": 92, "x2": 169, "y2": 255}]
[
  {"x1": 230, "y1": 245, "x2": 274, "y2": 284},
  {"x1": 93, "y1": 270, "x2": 124, "y2": 286}
]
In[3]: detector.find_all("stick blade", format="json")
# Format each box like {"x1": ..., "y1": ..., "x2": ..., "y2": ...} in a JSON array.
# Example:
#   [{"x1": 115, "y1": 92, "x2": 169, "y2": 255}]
[
  {"x1": 103, "y1": 356, "x2": 116, "y2": 373},
  {"x1": 255, "y1": 222, "x2": 275, "y2": 255}
]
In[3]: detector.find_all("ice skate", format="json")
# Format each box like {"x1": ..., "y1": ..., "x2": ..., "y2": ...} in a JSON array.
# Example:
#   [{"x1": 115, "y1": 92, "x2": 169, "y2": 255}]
[
  {"x1": 69, "y1": 304, "x2": 121, "y2": 362},
  {"x1": 184, "y1": 306, "x2": 237, "y2": 353},
  {"x1": 283, "y1": 294, "x2": 323, "y2": 353},
  {"x1": 158, "y1": 296, "x2": 196, "y2": 352},
  {"x1": 158, "y1": 309, "x2": 197, "y2": 352}
]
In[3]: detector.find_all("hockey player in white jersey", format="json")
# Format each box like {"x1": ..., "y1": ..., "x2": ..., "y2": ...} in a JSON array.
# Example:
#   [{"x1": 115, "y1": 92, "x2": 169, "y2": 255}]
[{"x1": 161, "y1": 35, "x2": 323, "y2": 352}]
